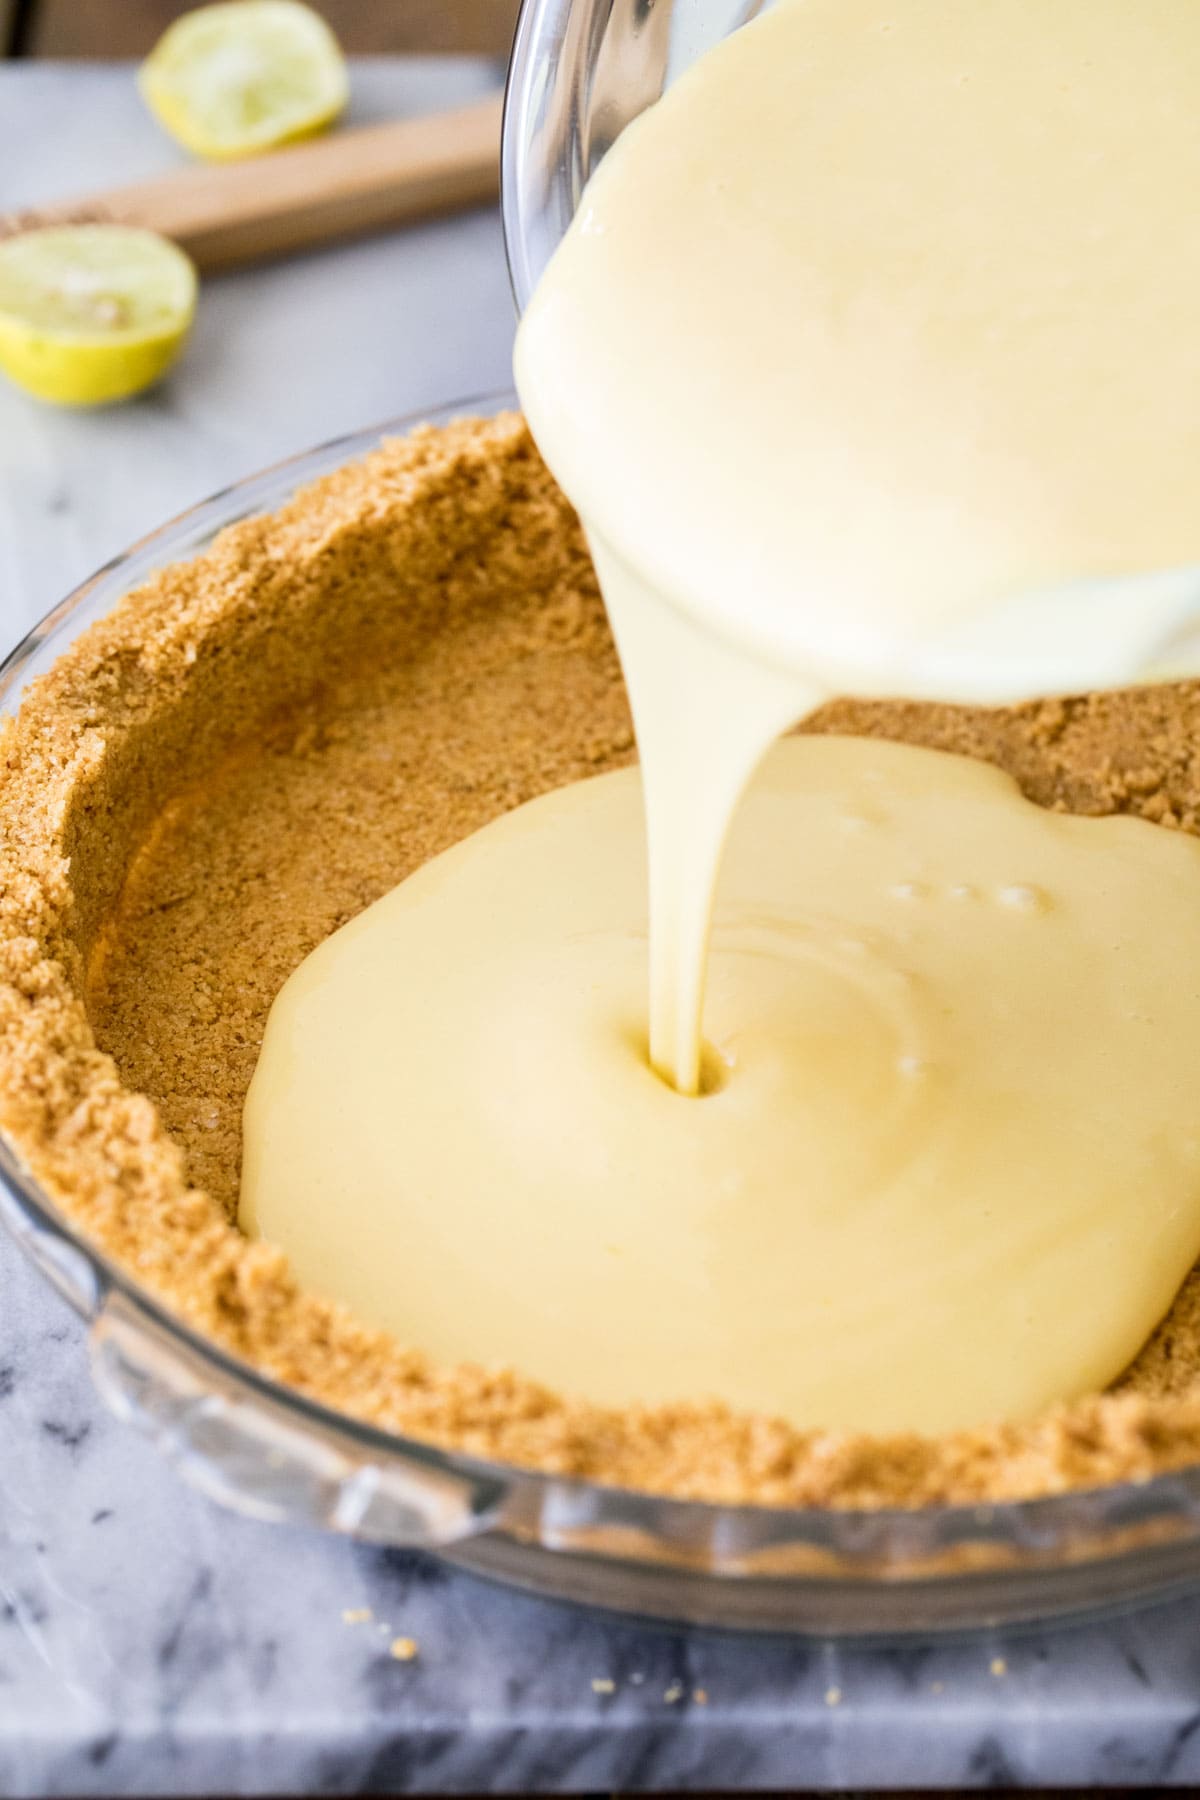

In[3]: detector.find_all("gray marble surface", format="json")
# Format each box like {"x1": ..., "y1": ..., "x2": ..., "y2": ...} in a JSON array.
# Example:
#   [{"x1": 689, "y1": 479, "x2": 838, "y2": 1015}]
[{"x1": 5, "y1": 60, "x2": 1200, "y2": 1797}]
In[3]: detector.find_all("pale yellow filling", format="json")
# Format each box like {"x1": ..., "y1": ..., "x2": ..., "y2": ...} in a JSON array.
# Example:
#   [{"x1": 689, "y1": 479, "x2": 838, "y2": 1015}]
[{"x1": 242, "y1": 738, "x2": 1200, "y2": 1434}]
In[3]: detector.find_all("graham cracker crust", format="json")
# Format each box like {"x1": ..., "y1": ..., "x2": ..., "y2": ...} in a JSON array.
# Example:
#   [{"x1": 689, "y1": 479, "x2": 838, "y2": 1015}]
[{"x1": 4, "y1": 409, "x2": 1200, "y2": 1510}]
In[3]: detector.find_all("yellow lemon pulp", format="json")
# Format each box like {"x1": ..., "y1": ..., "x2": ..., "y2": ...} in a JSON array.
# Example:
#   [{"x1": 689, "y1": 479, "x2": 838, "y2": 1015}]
[
  {"x1": 0, "y1": 226, "x2": 197, "y2": 407},
  {"x1": 139, "y1": 0, "x2": 349, "y2": 161}
]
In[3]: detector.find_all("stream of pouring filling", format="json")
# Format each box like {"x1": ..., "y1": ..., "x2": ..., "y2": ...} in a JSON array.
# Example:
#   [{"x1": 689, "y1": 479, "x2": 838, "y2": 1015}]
[
  {"x1": 241, "y1": 739, "x2": 1200, "y2": 1431},
  {"x1": 515, "y1": 0, "x2": 1200, "y2": 1093}
]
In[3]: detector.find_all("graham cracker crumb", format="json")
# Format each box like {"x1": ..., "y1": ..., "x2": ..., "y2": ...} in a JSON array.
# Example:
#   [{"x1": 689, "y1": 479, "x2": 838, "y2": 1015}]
[{"x1": 5, "y1": 411, "x2": 1200, "y2": 1512}]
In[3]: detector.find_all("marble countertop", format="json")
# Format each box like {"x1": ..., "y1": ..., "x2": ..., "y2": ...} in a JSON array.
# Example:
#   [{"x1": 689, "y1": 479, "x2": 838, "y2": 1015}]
[{"x1": 5, "y1": 60, "x2": 1200, "y2": 1797}]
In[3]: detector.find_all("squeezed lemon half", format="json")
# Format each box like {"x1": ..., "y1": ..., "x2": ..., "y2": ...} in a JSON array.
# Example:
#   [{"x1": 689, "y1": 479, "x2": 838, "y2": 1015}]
[
  {"x1": 139, "y1": 0, "x2": 350, "y2": 160},
  {"x1": 0, "y1": 226, "x2": 197, "y2": 407}
]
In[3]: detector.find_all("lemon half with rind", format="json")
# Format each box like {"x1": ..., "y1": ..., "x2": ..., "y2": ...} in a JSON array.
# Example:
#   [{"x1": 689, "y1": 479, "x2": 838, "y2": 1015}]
[
  {"x1": 139, "y1": 1, "x2": 350, "y2": 161},
  {"x1": 0, "y1": 226, "x2": 197, "y2": 407}
]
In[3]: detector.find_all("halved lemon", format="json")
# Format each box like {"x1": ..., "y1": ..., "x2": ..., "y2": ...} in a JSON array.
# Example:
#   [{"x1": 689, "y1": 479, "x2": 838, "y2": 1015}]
[
  {"x1": 0, "y1": 226, "x2": 197, "y2": 407},
  {"x1": 139, "y1": 0, "x2": 350, "y2": 161}
]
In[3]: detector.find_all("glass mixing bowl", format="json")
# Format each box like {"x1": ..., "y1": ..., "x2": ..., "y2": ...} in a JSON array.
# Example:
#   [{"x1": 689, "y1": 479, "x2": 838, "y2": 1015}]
[{"x1": 6, "y1": 395, "x2": 1200, "y2": 1637}]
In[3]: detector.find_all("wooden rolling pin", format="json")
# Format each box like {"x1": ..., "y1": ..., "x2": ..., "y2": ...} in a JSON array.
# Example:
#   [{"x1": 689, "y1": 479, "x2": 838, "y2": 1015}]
[{"x1": 0, "y1": 93, "x2": 504, "y2": 273}]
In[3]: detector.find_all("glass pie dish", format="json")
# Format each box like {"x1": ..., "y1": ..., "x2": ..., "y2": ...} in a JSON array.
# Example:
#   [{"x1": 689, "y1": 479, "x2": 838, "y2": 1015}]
[{"x1": 5, "y1": 395, "x2": 1200, "y2": 1637}]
